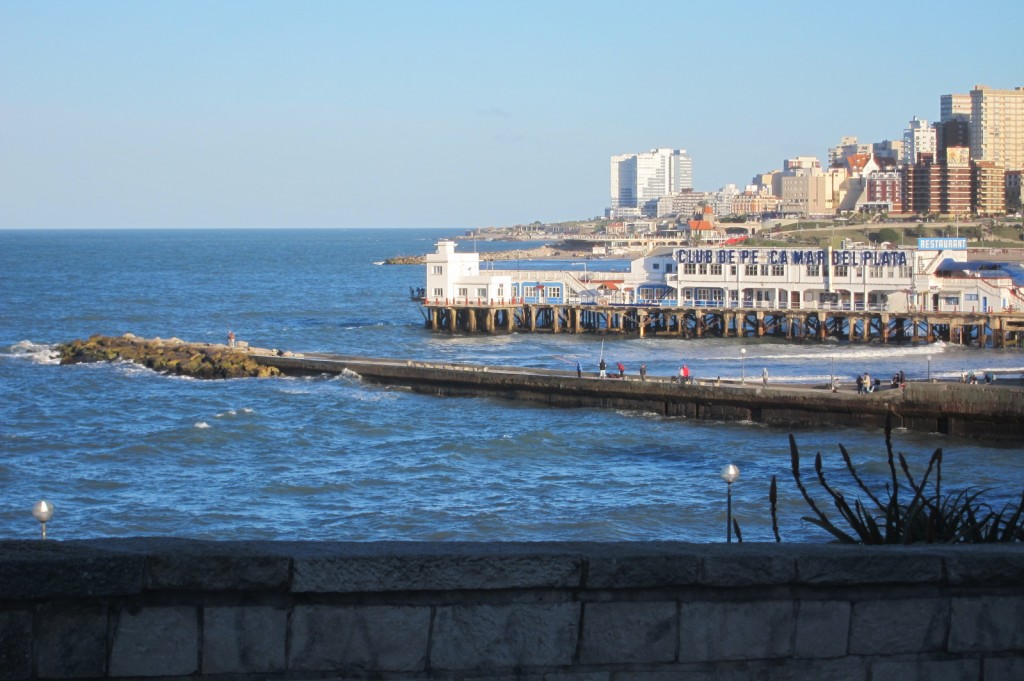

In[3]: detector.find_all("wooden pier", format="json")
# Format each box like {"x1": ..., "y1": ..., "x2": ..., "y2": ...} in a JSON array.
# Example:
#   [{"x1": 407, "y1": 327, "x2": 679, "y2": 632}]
[{"x1": 421, "y1": 300, "x2": 1024, "y2": 349}]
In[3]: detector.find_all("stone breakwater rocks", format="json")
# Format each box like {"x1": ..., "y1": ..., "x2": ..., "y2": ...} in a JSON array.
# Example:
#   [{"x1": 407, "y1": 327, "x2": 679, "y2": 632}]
[{"x1": 58, "y1": 334, "x2": 283, "y2": 379}]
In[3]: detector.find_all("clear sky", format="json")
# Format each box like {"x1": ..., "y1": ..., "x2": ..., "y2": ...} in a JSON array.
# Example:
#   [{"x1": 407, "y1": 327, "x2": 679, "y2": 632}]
[{"x1": 2, "y1": 1, "x2": 1022, "y2": 229}]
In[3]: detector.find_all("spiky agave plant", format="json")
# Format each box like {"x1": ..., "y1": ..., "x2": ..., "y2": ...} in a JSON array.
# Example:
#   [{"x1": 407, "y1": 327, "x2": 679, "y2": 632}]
[{"x1": 780, "y1": 414, "x2": 1024, "y2": 544}]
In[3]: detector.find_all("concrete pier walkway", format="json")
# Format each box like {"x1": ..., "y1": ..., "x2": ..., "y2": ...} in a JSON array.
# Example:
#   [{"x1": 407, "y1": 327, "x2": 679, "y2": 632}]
[{"x1": 255, "y1": 351, "x2": 1024, "y2": 443}]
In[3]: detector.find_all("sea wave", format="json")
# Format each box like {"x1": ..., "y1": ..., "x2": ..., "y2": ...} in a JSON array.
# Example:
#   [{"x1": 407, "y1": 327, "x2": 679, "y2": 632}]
[{"x1": 4, "y1": 340, "x2": 60, "y2": 364}]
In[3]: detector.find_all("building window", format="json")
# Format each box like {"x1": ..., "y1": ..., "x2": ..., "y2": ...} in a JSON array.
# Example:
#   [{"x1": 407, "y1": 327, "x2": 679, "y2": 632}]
[
  {"x1": 652, "y1": 263, "x2": 660, "y2": 270},
  {"x1": 666, "y1": 263, "x2": 674, "y2": 273},
  {"x1": 745, "y1": 264, "x2": 758, "y2": 276},
  {"x1": 458, "y1": 287, "x2": 468, "y2": 297},
  {"x1": 477, "y1": 287, "x2": 488, "y2": 298},
  {"x1": 698, "y1": 264, "x2": 707, "y2": 275},
  {"x1": 730, "y1": 265, "x2": 737, "y2": 276},
  {"x1": 684, "y1": 263, "x2": 696, "y2": 275},
  {"x1": 900, "y1": 266, "x2": 913, "y2": 277},
  {"x1": 870, "y1": 266, "x2": 884, "y2": 277},
  {"x1": 760, "y1": 265, "x2": 770, "y2": 276},
  {"x1": 807, "y1": 265, "x2": 821, "y2": 276},
  {"x1": 546, "y1": 286, "x2": 559, "y2": 298},
  {"x1": 834, "y1": 266, "x2": 848, "y2": 277},
  {"x1": 711, "y1": 264, "x2": 722, "y2": 275},
  {"x1": 432, "y1": 265, "x2": 443, "y2": 275},
  {"x1": 432, "y1": 288, "x2": 443, "y2": 297}
]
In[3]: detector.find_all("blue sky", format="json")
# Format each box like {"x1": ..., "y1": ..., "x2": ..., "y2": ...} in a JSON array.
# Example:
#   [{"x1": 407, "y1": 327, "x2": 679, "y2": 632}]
[{"x1": 2, "y1": 1, "x2": 1022, "y2": 229}]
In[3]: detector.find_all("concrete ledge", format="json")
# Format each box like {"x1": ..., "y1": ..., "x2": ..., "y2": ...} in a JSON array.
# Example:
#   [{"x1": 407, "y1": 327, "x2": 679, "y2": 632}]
[{"x1": 1, "y1": 539, "x2": 1023, "y2": 680}]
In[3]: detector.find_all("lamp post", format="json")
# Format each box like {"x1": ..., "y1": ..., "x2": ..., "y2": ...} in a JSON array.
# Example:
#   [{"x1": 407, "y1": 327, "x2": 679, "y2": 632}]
[
  {"x1": 927, "y1": 355, "x2": 932, "y2": 382},
  {"x1": 720, "y1": 464, "x2": 740, "y2": 543},
  {"x1": 740, "y1": 347, "x2": 746, "y2": 384},
  {"x1": 32, "y1": 500, "x2": 54, "y2": 540}
]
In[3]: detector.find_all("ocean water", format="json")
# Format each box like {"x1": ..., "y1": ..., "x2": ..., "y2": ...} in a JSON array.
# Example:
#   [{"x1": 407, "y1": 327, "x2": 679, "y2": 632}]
[{"x1": 2, "y1": 228, "x2": 1022, "y2": 543}]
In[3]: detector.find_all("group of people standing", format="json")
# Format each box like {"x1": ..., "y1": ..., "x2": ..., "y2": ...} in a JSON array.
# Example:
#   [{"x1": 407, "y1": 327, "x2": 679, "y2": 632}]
[{"x1": 587, "y1": 358, "x2": 648, "y2": 381}]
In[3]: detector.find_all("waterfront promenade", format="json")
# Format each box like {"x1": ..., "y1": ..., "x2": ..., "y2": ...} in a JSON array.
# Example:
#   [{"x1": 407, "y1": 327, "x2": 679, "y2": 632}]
[
  {"x1": 256, "y1": 350, "x2": 1024, "y2": 443},
  {"x1": 57, "y1": 335, "x2": 1024, "y2": 442}
]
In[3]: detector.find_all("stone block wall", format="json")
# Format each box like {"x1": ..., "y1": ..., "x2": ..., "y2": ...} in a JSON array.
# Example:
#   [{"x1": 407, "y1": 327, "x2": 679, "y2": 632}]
[{"x1": 1, "y1": 539, "x2": 1022, "y2": 679}]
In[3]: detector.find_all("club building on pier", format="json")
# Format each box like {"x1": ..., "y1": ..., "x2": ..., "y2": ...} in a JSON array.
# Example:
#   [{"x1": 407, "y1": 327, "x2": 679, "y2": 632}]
[{"x1": 421, "y1": 239, "x2": 1024, "y2": 346}]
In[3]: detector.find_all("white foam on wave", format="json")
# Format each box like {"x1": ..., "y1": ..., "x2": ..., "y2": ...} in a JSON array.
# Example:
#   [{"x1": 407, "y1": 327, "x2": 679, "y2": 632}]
[
  {"x1": 194, "y1": 421, "x2": 210, "y2": 429},
  {"x1": 706, "y1": 341, "x2": 953, "y2": 363},
  {"x1": 5, "y1": 340, "x2": 61, "y2": 365}
]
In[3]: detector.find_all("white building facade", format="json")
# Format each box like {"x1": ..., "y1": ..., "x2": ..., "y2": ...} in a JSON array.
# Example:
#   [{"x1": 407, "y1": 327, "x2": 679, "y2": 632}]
[
  {"x1": 610, "y1": 148, "x2": 693, "y2": 217},
  {"x1": 903, "y1": 117, "x2": 937, "y2": 165},
  {"x1": 425, "y1": 240, "x2": 1024, "y2": 315}
]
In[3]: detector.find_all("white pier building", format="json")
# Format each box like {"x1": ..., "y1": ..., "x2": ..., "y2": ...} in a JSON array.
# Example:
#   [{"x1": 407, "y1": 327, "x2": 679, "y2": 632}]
[{"x1": 421, "y1": 239, "x2": 1024, "y2": 346}]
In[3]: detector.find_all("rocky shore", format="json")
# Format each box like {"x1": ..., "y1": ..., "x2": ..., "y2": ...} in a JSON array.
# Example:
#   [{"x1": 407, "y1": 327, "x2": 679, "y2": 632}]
[{"x1": 57, "y1": 334, "x2": 283, "y2": 379}]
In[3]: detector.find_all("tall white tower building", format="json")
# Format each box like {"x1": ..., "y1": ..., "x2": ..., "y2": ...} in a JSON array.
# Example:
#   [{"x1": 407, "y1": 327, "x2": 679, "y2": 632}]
[
  {"x1": 903, "y1": 117, "x2": 937, "y2": 165},
  {"x1": 610, "y1": 148, "x2": 692, "y2": 216}
]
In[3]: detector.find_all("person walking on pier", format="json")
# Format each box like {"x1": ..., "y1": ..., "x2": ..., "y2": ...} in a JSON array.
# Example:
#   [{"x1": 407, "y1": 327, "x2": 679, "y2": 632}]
[
  {"x1": 639, "y1": 363, "x2": 647, "y2": 381},
  {"x1": 599, "y1": 357, "x2": 607, "y2": 379},
  {"x1": 576, "y1": 361, "x2": 582, "y2": 379},
  {"x1": 616, "y1": 361, "x2": 625, "y2": 379}
]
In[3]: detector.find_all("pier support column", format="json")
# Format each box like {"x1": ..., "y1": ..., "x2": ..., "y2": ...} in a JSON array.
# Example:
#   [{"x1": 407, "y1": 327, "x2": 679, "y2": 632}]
[
  {"x1": 528, "y1": 306, "x2": 537, "y2": 332},
  {"x1": 468, "y1": 308, "x2": 477, "y2": 333},
  {"x1": 430, "y1": 307, "x2": 439, "y2": 331},
  {"x1": 818, "y1": 315, "x2": 827, "y2": 341},
  {"x1": 552, "y1": 306, "x2": 561, "y2": 333},
  {"x1": 448, "y1": 308, "x2": 457, "y2": 334},
  {"x1": 881, "y1": 314, "x2": 889, "y2": 343},
  {"x1": 638, "y1": 311, "x2": 647, "y2": 338},
  {"x1": 508, "y1": 307, "x2": 517, "y2": 332},
  {"x1": 756, "y1": 311, "x2": 765, "y2": 337},
  {"x1": 486, "y1": 309, "x2": 496, "y2": 334},
  {"x1": 862, "y1": 316, "x2": 870, "y2": 342}
]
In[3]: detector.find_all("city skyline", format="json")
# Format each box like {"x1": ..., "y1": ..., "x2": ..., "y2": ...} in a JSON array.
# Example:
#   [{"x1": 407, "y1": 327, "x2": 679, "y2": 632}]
[{"x1": 2, "y1": 1, "x2": 1023, "y2": 229}]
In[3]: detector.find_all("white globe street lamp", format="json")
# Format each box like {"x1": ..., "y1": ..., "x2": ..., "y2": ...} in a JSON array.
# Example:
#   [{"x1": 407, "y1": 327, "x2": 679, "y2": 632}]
[
  {"x1": 32, "y1": 500, "x2": 54, "y2": 540},
  {"x1": 740, "y1": 348, "x2": 747, "y2": 384},
  {"x1": 720, "y1": 464, "x2": 740, "y2": 543}
]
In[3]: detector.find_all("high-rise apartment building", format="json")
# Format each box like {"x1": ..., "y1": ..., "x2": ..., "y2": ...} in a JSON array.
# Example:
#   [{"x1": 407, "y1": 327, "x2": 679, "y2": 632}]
[
  {"x1": 610, "y1": 148, "x2": 693, "y2": 217},
  {"x1": 610, "y1": 154, "x2": 638, "y2": 211},
  {"x1": 903, "y1": 117, "x2": 937, "y2": 165},
  {"x1": 969, "y1": 84, "x2": 1024, "y2": 170},
  {"x1": 940, "y1": 93, "x2": 972, "y2": 123},
  {"x1": 973, "y1": 161, "x2": 1007, "y2": 216}
]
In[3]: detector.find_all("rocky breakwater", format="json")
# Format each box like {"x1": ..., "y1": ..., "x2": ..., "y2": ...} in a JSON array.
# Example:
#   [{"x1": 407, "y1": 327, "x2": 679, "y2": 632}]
[{"x1": 58, "y1": 334, "x2": 282, "y2": 379}]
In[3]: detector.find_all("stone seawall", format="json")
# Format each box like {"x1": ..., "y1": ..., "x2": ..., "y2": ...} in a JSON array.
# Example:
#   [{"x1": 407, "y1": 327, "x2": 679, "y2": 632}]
[
  {"x1": 2, "y1": 539, "x2": 1022, "y2": 680},
  {"x1": 258, "y1": 354, "x2": 1024, "y2": 443},
  {"x1": 51, "y1": 335, "x2": 1024, "y2": 442}
]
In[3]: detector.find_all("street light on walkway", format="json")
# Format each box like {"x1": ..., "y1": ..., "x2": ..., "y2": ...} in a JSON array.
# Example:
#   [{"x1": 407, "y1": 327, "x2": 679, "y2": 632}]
[
  {"x1": 927, "y1": 355, "x2": 932, "y2": 382},
  {"x1": 740, "y1": 347, "x2": 746, "y2": 384},
  {"x1": 32, "y1": 500, "x2": 54, "y2": 540},
  {"x1": 720, "y1": 464, "x2": 740, "y2": 543}
]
